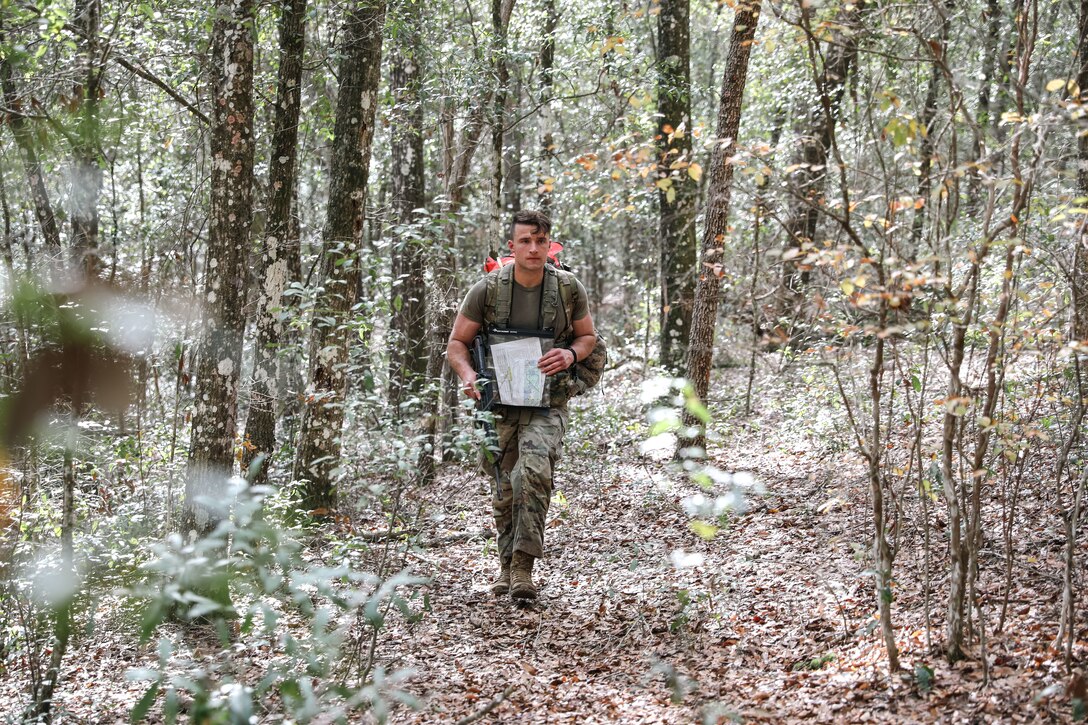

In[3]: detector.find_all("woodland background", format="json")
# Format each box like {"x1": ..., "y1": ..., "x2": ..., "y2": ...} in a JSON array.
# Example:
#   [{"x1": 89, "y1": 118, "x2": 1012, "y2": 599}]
[{"x1": 0, "y1": 0, "x2": 1086, "y2": 721}]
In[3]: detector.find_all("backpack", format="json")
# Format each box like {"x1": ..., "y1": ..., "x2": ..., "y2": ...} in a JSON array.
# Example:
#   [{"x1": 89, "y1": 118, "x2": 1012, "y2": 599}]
[{"x1": 483, "y1": 262, "x2": 608, "y2": 406}]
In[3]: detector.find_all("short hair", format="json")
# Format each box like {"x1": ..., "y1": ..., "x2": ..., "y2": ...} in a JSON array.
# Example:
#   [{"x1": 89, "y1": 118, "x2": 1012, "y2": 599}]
[{"x1": 510, "y1": 209, "x2": 552, "y2": 240}]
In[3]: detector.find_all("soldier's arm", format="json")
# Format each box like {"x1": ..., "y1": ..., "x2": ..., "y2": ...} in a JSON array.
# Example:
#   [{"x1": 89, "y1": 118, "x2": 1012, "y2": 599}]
[
  {"x1": 447, "y1": 313, "x2": 483, "y2": 400},
  {"x1": 569, "y1": 312, "x2": 597, "y2": 362},
  {"x1": 538, "y1": 312, "x2": 597, "y2": 375}
]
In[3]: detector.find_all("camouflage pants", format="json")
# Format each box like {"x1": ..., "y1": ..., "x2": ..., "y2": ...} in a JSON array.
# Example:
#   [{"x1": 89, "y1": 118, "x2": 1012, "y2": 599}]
[{"x1": 489, "y1": 407, "x2": 568, "y2": 561}]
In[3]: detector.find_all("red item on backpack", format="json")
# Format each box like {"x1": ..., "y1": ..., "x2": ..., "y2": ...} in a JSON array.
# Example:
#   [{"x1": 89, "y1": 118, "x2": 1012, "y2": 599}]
[{"x1": 484, "y1": 242, "x2": 565, "y2": 273}]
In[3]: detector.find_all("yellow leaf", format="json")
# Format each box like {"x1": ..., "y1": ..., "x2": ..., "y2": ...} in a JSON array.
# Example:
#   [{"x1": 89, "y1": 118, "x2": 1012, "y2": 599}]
[
  {"x1": 840, "y1": 280, "x2": 855, "y2": 295},
  {"x1": 690, "y1": 521, "x2": 718, "y2": 540},
  {"x1": 666, "y1": 187, "x2": 676, "y2": 204},
  {"x1": 1046, "y1": 78, "x2": 1066, "y2": 92},
  {"x1": 688, "y1": 162, "x2": 703, "y2": 182}
]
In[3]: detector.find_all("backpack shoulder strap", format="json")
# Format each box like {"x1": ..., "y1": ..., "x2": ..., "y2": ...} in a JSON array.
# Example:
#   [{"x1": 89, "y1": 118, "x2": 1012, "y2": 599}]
[
  {"x1": 487, "y1": 264, "x2": 515, "y2": 328},
  {"x1": 541, "y1": 266, "x2": 560, "y2": 332},
  {"x1": 548, "y1": 267, "x2": 576, "y2": 339}
]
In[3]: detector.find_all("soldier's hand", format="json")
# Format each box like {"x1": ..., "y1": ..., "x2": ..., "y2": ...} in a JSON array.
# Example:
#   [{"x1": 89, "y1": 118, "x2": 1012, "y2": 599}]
[
  {"x1": 538, "y1": 348, "x2": 575, "y2": 376},
  {"x1": 462, "y1": 372, "x2": 481, "y2": 400}
]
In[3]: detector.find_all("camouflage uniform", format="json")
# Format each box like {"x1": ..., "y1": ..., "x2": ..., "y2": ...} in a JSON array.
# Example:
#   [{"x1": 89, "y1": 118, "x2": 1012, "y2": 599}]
[{"x1": 490, "y1": 406, "x2": 569, "y2": 560}]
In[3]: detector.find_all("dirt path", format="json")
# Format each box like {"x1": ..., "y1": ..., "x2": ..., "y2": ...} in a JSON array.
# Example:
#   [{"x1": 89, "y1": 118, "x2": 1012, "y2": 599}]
[
  {"x1": 1, "y1": 370, "x2": 1074, "y2": 722},
  {"x1": 382, "y1": 371, "x2": 1073, "y2": 723}
]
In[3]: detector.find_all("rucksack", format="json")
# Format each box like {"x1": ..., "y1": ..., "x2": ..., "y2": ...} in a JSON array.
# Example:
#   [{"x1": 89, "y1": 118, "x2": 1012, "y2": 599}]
[
  {"x1": 485, "y1": 241, "x2": 568, "y2": 272},
  {"x1": 482, "y1": 262, "x2": 608, "y2": 406}
]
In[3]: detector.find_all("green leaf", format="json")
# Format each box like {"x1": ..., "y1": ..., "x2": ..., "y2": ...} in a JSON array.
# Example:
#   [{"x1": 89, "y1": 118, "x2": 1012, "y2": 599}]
[
  {"x1": 130, "y1": 683, "x2": 160, "y2": 723},
  {"x1": 911, "y1": 374, "x2": 921, "y2": 392},
  {"x1": 649, "y1": 418, "x2": 679, "y2": 436},
  {"x1": 139, "y1": 601, "x2": 166, "y2": 643},
  {"x1": 914, "y1": 663, "x2": 935, "y2": 693},
  {"x1": 684, "y1": 398, "x2": 711, "y2": 425}
]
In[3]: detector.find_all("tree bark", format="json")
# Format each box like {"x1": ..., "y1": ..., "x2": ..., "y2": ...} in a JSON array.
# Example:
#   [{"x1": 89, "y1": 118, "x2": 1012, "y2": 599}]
[
  {"x1": 680, "y1": 0, "x2": 761, "y2": 451},
  {"x1": 1074, "y1": 0, "x2": 1088, "y2": 342},
  {"x1": 417, "y1": 2, "x2": 513, "y2": 479},
  {"x1": 777, "y1": 1, "x2": 863, "y2": 318},
  {"x1": 182, "y1": 0, "x2": 256, "y2": 554},
  {"x1": 242, "y1": 0, "x2": 307, "y2": 482},
  {"x1": 656, "y1": 0, "x2": 697, "y2": 373},
  {"x1": 944, "y1": 0, "x2": 1037, "y2": 662},
  {"x1": 293, "y1": 0, "x2": 385, "y2": 511},
  {"x1": 70, "y1": 0, "x2": 103, "y2": 278},
  {"x1": 968, "y1": 0, "x2": 1001, "y2": 207},
  {"x1": 867, "y1": 319, "x2": 901, "y2": 673},
  {"x1": 537, "y1": 0, "x2": 557, "y2": 216},
  {"x1": 388, "y1": 0, "x2": 428, "y2": 413},
  {"x1": 489, "y1": 0, "x2": 514, "y2": 245},
  {"x1": 909, "y1": 5, "x2": 950, "y2": 261},
  {"x1": 0, "y1": 29, "x2": 62, "y2": 256},
  {"x1": 504, "y1": 76, "x2": 523, "y2": 214}
]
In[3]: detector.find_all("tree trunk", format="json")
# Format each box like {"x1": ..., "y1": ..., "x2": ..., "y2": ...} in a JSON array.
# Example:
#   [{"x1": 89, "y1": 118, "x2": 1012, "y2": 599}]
[
  {"x1": 242, "y1": 0, "x2": 307, "y2": 482},
  {"x1": 418, "y1": 3, "x2": 512, "y2": 478},
  {"x1": 0, "y1": 29, "x2": 62, "y2": 255},
  {"x1": 537, "y1": 0, "x2": 557, "y2": 216},
  {"x1": 1074, "y1": 0, "x2": 1088, "y2": 342},
  {"x1": 867, "y1": 321, "x2": 901, "y2": 673},
  {"x1": 504, "y1": 77, "x2": 523, "y2": 214},
  {"x1": 25, "y1": 3, "x2": 104, "y2": 707},
  {"x1": 70, "y1": 0, "x2": 103, "y2": 278},
  {"x1": 279, "y1": 190, "x2": 304, "y2": 434},
  {"x1": 945, "y1": 0, "x2": 1037, "y2": 661},
  {"x1": 656, "y1": 0, "x2": 697, "y2": 373},
  {"x1": 909, "y1": 5, "x2": 950, "y2": 261},
  {"x1": 680, "y1": 0, "x2": 761, "y2": 451},
  {"x1": 182, "y1": 0, "x2": 256, "y2": 559},
  {"x1": 388, "y1": 0, "x2": 428, "y2": 413},
  {"x1": 968, "y1": 0, "x2": 1001, "y2": 207},
  {"x1": 777, "y1": 1, "x2": 862, "y2": 319},
  {"x1": 27, "y1": 420, "x2": 76, "y2": 721},
  {"x1": 293, "y1": 0, "x2": 385, "y2": 511},
  {"x1": 489, "y1": 0, "x2": 513, "y2": 246}
]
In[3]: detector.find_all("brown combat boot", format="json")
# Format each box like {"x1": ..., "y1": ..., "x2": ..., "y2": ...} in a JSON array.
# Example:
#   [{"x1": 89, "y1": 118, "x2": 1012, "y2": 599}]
[
  {"x1": 490, "y1": 559, "x2": 511, "y2": 595},
  {"x1": 510, "y1": 551, "x2": 537, "y2": 600}
]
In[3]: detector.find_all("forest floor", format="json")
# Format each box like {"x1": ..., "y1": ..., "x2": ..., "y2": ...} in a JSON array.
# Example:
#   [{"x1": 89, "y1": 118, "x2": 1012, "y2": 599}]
[
  {"x1": 375, "y1": 361, "x2": 1083, "y2": 724},
  {"x1": 1, "y1": 357, "x2": 1084, "y2": 723}
]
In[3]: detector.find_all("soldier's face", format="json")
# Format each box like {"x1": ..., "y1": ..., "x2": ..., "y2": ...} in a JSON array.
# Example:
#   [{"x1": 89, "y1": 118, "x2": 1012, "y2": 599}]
[{"x1": 508, "y1": 223, "x2": 549, "y2": 273}]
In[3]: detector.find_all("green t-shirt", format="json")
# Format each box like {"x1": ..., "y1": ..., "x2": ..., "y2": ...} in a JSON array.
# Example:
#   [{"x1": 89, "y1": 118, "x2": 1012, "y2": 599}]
[{"x1": 460, "y1": 272, "x2": 590, "y2": 333}]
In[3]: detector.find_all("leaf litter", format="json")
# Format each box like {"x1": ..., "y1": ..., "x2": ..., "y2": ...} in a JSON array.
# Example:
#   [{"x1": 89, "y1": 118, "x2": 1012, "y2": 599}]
[{"x1": 1, "y1": 362, "x2": 1082, "y2": 723}]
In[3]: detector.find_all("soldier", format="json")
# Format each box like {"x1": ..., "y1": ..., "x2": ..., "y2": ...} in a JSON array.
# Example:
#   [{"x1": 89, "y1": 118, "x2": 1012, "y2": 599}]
[{"x1": 447, "y1": 210, "x2": 597, "y2": 600}]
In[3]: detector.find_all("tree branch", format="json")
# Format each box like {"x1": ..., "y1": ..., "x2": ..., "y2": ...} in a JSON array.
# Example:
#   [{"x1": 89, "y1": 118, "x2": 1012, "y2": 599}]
[{"x1": 111, "y1": 55, "x2": 209, "y2": 126}]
